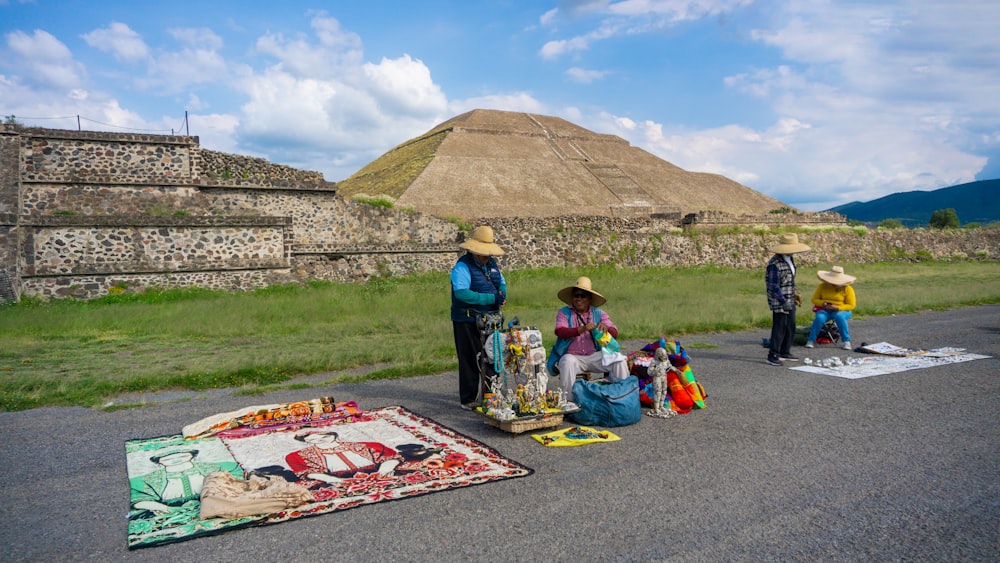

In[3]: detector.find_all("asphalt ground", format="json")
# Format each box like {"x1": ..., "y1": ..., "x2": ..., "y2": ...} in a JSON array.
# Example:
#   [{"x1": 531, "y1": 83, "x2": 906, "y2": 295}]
[{"x1": 1, "y1": 305, "x2": 997, "y2": 562}]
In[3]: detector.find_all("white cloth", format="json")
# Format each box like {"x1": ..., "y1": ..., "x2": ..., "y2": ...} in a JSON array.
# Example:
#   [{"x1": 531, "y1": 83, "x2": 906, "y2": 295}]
[{"x1": 557, "y1": 350, "x2": 629, "y2": 401}]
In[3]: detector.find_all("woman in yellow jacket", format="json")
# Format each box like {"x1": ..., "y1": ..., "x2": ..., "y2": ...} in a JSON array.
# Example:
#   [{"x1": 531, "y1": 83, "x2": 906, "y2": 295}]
[{"x1": 805, "y1": 266, "x2": 857, "y2": 350}]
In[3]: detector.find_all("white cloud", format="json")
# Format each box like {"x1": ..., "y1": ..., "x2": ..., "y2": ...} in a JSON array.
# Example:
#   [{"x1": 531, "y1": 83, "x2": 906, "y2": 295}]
[
  {"x1": 81, "y1": 22, "x2": 149, "y2": 63},
  {"x1": 229, "y1": 13, "x2": 453, "y2": 180},
  {"x1": 363, "y1": 55, "x2": 447, "y2": 116},
  {"x1": 605, "y1": 0, "x2": 754, "y2": 20},
  {"x1": 141, "y1": 47, "x2": 230, "y2": 92},
  {"x1": 540, "y1": 36, "x2": 589, "y2": 59},
  {"x1": 540, "y1": 8, "x2": 559, "y2": 26},
  {"x1": 569, "y1": 1, "x2": 1000, "y2": 209},
  {"x1": 255, "y1": 13, "x2": 364, "y2": 77},
  {"x1": 540, "y1": 0, "x2": 750, "y2": 60},
  {"x1": 168, "y1": 27, "x2": 223, "y2": 50},
  {"x1": 184, "y1": 112, "x2": 240, "y2": 152},
  {"x1": 565, "y1": 66, "x2": 610, "y2": 83},
  {"x1": 4, "y1": 29, "x2": 86, "y2": 89},
  {"x1": 593, "y1": 107, "x2": 986, "y2": 211},
  {"x1": 448, "y1": 92, "x2": 546, "y2": 116},
  {"x1": 133, "y1": 27, "x2": 232, "y2": 93}
]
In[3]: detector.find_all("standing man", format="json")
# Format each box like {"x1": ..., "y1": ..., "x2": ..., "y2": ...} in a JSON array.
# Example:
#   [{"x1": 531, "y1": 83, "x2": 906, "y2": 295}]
[
  {"x1": 450, "y1": 225, "x2": 506, "y2": 410},
  {"x1": 765, "y1": 233, "x2": 811, "y2": 366}
]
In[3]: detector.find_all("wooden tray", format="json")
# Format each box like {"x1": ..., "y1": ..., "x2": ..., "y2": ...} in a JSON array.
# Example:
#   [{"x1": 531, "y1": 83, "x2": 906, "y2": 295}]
[
  {"x1": 479, "y1": 405, "x2": 579, "y2": 435},
  {"x1": 484, "y1": 413, "x2": 564, "y2": 435}
]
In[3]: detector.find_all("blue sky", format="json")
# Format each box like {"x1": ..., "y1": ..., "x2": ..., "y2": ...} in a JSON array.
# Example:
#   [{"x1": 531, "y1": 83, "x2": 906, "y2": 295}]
[{"x1": 2, "y1": 0, "x2": 997, "y2": 211}]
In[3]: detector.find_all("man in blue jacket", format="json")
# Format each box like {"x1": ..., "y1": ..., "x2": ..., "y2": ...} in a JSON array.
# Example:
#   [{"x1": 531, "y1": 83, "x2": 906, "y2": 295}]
[{"x1": 450, "y1": 226, "x2": 507, "y2": 410}]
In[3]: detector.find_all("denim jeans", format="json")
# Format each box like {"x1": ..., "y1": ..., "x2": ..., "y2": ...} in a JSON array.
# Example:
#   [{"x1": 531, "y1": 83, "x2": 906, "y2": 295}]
[{"x1": 808, "y1": 309, "x2": 852, "y2": 343}]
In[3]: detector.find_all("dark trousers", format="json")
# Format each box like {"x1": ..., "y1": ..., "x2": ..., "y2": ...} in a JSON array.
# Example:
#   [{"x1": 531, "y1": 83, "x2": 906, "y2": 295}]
[
  {"x1": 453, "y1": 321, "x2": 484, "y2": 404},
  {"x1": 768, "y1": 308, "x2": 795, "y2": 359}
]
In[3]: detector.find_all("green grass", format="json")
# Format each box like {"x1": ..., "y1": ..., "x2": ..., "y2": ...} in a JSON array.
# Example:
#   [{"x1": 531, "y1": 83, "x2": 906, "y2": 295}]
[{"x1": 1, "y1": 262, "x2": 998, "y2": 411}]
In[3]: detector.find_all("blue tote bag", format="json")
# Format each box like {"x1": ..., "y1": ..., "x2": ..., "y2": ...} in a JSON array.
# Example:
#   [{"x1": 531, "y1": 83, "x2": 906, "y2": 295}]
[{"x1": 569, "y1": 375, "x2": 641, "y2": 427}]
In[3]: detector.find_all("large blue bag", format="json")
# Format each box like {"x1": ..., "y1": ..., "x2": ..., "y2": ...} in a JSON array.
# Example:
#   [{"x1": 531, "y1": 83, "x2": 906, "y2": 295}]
[{"x1": 569, "y1": 375, "x2": 641, "y2": 427}]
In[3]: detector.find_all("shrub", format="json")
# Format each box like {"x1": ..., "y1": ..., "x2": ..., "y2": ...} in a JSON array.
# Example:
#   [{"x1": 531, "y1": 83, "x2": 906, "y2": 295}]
[
  {"x1": 929, "y1": 208, "x2": 959, "y2": 229},
  {"x1": 877, "y1": 218, "x2": 905, "y2": 229},
  {"x1": 352, "y1": 194, "x2": 395, "y2": 208}
]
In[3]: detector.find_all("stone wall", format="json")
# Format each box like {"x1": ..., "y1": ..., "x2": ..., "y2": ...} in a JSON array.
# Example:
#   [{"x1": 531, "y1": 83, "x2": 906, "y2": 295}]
[
  {"x1": 0, "y1": 126, "x2": 466, "y2": 300},
  {"x1": 18, "y1": 128, "x2": 196, "y2": 185},
  {"x1": 1, "y1": 131, "x2": 22, "y2": 301},
  {"x1": 18, "y1": 215, "x2": 293, "y2": 299},
  {"x1": 198, "y1": 149, "x2": 330, "y2": 188},
  {"x1": 487, "y1": 222, "x2": 999, "y2": 271},
  {"x1": 1, "y1": 125, "x2": 997, "y2": 303},
  {"x1": 683, "y1": 209, "x2": 846, "y2": 228}
]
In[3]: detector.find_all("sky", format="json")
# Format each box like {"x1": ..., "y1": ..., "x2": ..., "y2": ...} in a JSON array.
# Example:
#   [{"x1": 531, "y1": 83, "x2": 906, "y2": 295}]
[{"x1": 2, "y1": 0, "x2": 998, "y2": 212}]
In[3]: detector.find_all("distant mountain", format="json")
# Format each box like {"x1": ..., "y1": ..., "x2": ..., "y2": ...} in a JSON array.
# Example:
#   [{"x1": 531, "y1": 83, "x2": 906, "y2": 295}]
[{"x1": 826, "y1": 179, "x2": 1000, "y2": 227}]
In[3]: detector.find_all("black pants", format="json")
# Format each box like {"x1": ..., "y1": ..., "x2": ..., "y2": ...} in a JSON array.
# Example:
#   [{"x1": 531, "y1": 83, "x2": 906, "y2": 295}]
[
  {"x1": 453, "y1": 321, "x2": 484, "y2": 405},
  {"x1": 768, "y1": 308, "x2": 795, "y2": 360}
]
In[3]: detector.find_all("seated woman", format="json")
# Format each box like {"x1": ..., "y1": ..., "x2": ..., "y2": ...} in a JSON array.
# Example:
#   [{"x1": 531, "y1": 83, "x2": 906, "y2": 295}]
[
  {"x1": 551, "y1": 276, "x2": 629, "y2": 401},
  {"x1": 805, "y1": 266, "x2": 857, "y2": 350}
]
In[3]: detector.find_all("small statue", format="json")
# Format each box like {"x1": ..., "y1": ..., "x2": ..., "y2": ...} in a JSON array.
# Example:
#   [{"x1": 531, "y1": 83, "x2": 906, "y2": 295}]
[
  {"x1": 646, "y1": 347, "x2": 679, "y2": 419},
  {"x1": 534, "y1": 364, "x2": 548, "y2": 397}
]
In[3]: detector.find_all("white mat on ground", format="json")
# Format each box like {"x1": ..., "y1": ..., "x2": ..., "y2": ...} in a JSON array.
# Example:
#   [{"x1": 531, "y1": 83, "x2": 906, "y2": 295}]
[{"x1": 791, "y1": 346, "x2": 991, "y2": 379}]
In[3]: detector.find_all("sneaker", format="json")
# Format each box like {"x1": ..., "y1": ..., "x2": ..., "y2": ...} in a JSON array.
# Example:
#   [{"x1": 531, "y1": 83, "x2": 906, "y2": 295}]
[
  {"x1": 460, "y1": 402, "x2": 478, "y2": 411},
  {"x1": 780, "y1": 353, "x2": 800, "y2": 361},
  {"x1": 841, "y1": 341, "x2": 852, "y2": 350},
  {"x1": 804, "y1": 341, "x2": 815, "y2": 349},
  {"x1": 766, "y1": 357, "x2": 784, "y2": 366}
]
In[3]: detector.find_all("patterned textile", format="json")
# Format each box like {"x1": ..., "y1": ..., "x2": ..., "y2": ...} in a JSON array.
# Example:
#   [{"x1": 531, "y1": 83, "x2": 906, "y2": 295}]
[
  {"x1": 199, "y1": 472, "x2": 313, "y2": 520},
  {"x1": 629, "y1": 339, "x2": 707, "y2": 414},
  {"x1": 126, "y1": 404, "x2": 533, "y2": 549},
  {"x1": 182, "y1": 397, "x2": 361, "y2": 440},
  {"x1": 791, "y1": 347, "x2": 991, "y2": 379},
  {"x1": 531, "y1": 425, "x2": 621, "y2": 447}
]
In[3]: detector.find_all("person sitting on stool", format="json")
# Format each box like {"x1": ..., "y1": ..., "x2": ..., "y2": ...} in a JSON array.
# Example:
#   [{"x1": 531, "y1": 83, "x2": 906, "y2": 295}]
[
  {"x1": 551, "y1": 276, "x2": 629, "y2": 401},
  {"x1": 805, "y1": 266, "x2": 857, "y2": 351}
]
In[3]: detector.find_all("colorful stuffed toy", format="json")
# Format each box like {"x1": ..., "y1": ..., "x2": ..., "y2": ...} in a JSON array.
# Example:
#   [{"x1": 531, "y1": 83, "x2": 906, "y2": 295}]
[{"x1": 629, "y1": 338, "x2": 707, "y2": 414}]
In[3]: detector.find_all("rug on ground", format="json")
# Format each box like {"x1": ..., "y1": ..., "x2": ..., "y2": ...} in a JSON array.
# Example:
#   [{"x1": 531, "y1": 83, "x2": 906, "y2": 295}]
[
  {"x1": 790, "y1": 344, "x2": 991, "y2": 379},
  {"x1": 125, "y1": 402, "x2": 533, "y2": 549}
]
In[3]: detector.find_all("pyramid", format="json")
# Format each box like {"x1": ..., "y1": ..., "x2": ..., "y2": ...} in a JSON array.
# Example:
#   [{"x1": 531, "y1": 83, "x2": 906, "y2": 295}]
[{"x1": 336, "y1": 109, "x2": 786, "y2": 219}]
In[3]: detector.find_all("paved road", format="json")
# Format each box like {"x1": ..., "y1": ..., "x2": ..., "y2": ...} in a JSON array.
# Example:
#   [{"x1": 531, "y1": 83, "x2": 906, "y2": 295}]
[{"x1": 2, "y1": 305, "x2": 998, "y2": 562}]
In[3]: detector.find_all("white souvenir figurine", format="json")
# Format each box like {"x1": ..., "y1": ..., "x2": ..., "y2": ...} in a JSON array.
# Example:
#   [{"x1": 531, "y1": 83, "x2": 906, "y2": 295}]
[
  {"x1": 646, "y1": 347, "x2": 679, "y2": 419},
  {"x1": 534, "y1": 365, "x2": 548, "y2": 396}
]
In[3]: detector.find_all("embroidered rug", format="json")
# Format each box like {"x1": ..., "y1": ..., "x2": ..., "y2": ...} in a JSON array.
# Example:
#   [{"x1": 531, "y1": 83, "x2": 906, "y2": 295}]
[
  {"x1": 790, "y1": 347, "x2": 991, "y2": 379},
  {"x1": 125, "y1": 405, "x2": 533, "y2": 549}
]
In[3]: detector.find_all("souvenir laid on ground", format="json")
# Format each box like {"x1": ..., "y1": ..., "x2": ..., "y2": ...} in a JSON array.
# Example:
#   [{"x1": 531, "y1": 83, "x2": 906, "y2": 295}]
[
  {"x1": 645, "y1": 348, "x2": 678, "y2": 419},
  {"x1": 857, "y1": 342, "x2": 926, "y2": 356},
  {"x1": 182, "y1": 397, "x2": 361, "y2": 439},
  {"x1": 125, "y1": 402, "x2": 533, "y2": 549},
  {"x1": 531, "y1": 425, "x2": 621, "y2": 447},
  {"x1": 791, "y1": 347, "x2": 991, "y2": 379},
  {"x1": 627, "y1": 338, "x2": 706, "y2": 415},
  {"x1": 478, "y1": 318, "x2": 579, "y2": 434}
]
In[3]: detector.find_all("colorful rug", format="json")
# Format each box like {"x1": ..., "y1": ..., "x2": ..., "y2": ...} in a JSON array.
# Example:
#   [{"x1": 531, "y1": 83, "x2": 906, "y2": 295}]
[
  {"x1": 125, "y1": 405, "x2": 533, "y2": 549},
  {"x1": 790, "y1": 346, "x2": 991, "y2": 379}
]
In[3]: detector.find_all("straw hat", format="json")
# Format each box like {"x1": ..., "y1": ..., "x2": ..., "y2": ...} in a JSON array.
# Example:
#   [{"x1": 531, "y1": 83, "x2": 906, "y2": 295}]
[
  {"x1": 458, "y1": 225, "x2": 504, "y2": 256},
  {"x1": 817, "y1": 265, "x2": 856, "y2": 286},
  {"x1": 557, "y1": 276, "x2": 607, "y2": 307},
  {"x1": 770, "y1": 233, "x2": 811, "y2": 254}
]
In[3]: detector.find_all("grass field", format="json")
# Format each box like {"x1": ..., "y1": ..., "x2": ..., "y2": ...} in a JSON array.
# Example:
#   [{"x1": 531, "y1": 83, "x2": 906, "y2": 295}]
[{"x1": 1, "y1": 261, "x2": 998, "y2": 411}]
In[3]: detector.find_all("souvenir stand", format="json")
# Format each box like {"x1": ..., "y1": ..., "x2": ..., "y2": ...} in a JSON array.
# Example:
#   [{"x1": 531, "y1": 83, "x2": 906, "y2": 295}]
[{"x1": 475, "y1": 314, "x2": 578, "y2": 435}]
